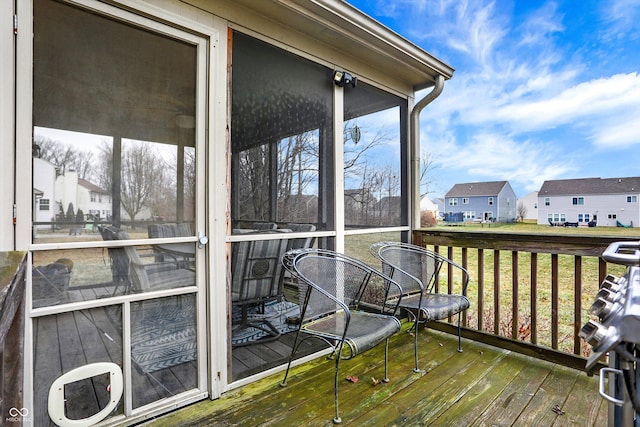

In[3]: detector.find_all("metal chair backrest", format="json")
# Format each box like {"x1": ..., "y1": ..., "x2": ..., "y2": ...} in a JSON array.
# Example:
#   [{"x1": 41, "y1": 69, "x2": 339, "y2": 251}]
[
  {"x1": 371, "y1": 242, "x2": 443, "y2": 295},
  {"x1": 283, "y1": 249, "x2": 400, "y2": 323}
]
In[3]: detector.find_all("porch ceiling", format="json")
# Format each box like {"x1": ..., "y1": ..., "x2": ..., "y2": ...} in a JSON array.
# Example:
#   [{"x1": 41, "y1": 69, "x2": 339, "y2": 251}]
[{"x1": 191, "y1": 0, "x2": 455, "y2": 90}]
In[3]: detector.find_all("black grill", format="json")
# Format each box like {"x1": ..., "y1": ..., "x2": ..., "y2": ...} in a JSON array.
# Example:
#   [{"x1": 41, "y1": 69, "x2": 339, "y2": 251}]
[{"x1": 580, "y1": 241, "x2": 640, "y2": 426}]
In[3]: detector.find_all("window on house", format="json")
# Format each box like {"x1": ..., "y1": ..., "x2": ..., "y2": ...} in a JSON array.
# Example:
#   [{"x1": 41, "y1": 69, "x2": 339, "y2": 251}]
[
  {"x1": 608, "y1": 214, "x2": 617, "y2": 219},
  {"x1": 627, "y1": 195, "x2": 637, "y2": 203},
  {"x1": 463, "y1": 211, "x2": 475, "y2": 219},
  {"x1": 578, "y1": 214, "x2": 590, "y2": 223},
  {"x1": 545, "y1": 198, "x2": 550, "y2": 206},
  {"x1": 449, "y1": 198, "x2": 458, "y2": 206},
  {"x1": 462, "y1": 198, "x2": 469, "y2": 204},
  {"x1": 488, "y1": 197, "x2": 494, "y2": 206},
  {"x1": 39, "y1": 198, "x2": 50, "y2": 211},
  {"x1": 572, "y1": 197, "x2": 584, "y2": 205},
  {"x1": 90, "y1": 193, "x2": 96, "y2": 202}
]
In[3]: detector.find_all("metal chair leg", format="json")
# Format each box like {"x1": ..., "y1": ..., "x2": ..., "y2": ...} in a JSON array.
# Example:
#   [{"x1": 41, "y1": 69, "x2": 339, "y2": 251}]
[
  {"x1": 333, "y1": 346, "x2": 342, "y2": 424},
  {"x1": 413, "y1": 317, "x2": 421, "y2": 373},
  {"x1": 457, "y1": 311, "x2": 463, "y2": 353},
  {"x1": 383, "y1": 338, "x2": 390, "y2": 383}
]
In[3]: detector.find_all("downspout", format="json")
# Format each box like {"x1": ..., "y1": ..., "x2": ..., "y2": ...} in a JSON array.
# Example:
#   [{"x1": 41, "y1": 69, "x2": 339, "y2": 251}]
[{"x1": 410, "y1": 74, "x2": 445, "y2": 233}]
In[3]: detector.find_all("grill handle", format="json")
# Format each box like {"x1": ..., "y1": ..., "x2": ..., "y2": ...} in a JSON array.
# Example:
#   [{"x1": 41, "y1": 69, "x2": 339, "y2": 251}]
[
  {"x1": 599, "y1": 367, "x2": 626, "y2": 406},
  {"x1": 602, "y1": 242, "x2": 640, "y2": 266}
]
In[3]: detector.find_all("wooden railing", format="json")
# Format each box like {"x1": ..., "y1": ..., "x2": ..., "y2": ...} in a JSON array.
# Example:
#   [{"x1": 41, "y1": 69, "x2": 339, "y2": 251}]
[{"x1": 412, "y1": 229, "x2": 638, "y2": 372}]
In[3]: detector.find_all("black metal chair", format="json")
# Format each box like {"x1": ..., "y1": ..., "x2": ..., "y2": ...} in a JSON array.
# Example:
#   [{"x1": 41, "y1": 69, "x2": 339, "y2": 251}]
[
  {"x1": 280, "y1": 248, "x2": 402, "y2": 424},
  {"x1": 370, "y1": 241, "x2": 470, "y2": 373}
]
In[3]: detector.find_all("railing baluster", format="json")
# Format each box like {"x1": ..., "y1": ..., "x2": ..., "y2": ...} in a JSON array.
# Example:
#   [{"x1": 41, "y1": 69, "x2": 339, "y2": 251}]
[
  {"x1": 551, "y1": 253, "x2": 559, "y2": 350},
  {"x1": 512, "y1": 251, "x2": 518, "y2": 340},
  {"x1": 478, "y1": 248, "x2": 484, "y2": 331},
  {"x1": 494, "y1": 249, "x2": 500, "y2": 336},
  {"x1": 462, "y1": 247, "x2": 468, "y2": 327},
  {"x1": 574, "y1": 255, "x2": 582, "y2": 355},
  {"x1": 598, "y1": 257, "x2": 607, "y2": 285},
  {"x1": 434, "y1": 245, "x2": 440, "y2": 293},
  {"x1": 448, "y1": 246, "x2": 454, "y2": 322},
  {"x1": 531, "y1": 252, "x2": 538, "y2": 345}
]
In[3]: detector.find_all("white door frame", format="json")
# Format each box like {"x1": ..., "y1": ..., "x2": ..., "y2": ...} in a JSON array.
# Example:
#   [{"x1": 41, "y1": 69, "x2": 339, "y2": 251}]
[{"x1": 17, "y1": 0, "x2": 227, "y2": 423}]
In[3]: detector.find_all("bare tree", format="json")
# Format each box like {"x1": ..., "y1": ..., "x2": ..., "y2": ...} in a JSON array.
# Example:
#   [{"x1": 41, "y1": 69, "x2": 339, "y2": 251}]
[
  {"x1": 420, "y1": 151, "x2": 440, "y2": 198},
  {"x1": 343, "y1": 121, "x2": 389, "y2": 179},
  {"x1": 95, "y1": 141, "x2": 114, "y2": 192},
  {"x1": 120, "y1": 141, "x2": 167, "y2": 224},
  {"x1": 35, "y1": 135, "x2": 77, "y2": 174},
  {"x1": 277, "y1": 131, "x2": 319, "y2": 221},
  {"x1": 236, "y1": 144, "x2": 271, "y2": 221},
  {"x1": 74, "y1": 150, "x2": 96, "y2": 181},
  {"x1": 34, "y1": 134, "x2": 96, "y2": 179},
  {"x1": 517, "y1": 201, "x2": 528, "y2": 222}
]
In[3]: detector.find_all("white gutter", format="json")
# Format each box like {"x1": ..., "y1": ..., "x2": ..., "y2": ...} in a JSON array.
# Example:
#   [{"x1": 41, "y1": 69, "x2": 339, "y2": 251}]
[{"x1": 410, "y1": 74, "x2": 445, "y2": 231}]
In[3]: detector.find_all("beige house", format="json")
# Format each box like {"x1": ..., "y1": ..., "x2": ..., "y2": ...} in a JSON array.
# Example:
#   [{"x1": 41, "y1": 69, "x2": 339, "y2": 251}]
[{"x1": 1, "y1": 0, "x2": 453, "y2": 424}]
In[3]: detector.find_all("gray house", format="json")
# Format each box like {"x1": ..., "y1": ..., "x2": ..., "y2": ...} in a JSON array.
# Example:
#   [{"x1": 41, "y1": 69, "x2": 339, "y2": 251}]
[
  {"x1": 444, "y1": 181, "x2": 517, "y2": 223},
  {"x1": 538, "y1": 177, "x2": 640, "y2": 227}
]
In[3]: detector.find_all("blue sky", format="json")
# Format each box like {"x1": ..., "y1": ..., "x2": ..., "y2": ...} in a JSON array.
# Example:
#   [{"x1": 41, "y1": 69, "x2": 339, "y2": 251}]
[{"x1": 347, "y1": 0, "x2": 640, "y2": 199}]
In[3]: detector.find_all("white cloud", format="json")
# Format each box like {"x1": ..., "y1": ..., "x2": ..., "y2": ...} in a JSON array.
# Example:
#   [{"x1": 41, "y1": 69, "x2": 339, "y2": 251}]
[
  {"x1": 422, "y1": 128, "x2": 575, "y2": 194},
  {"x1": 361, "y1": 0, "x2": 640, "y2": 195},
  {"x1": 600, "y1": 0, "x2": 640, "y2": 40},
  {"x1": 493, "y1": 73, "x2": 640, "y2": 138}
]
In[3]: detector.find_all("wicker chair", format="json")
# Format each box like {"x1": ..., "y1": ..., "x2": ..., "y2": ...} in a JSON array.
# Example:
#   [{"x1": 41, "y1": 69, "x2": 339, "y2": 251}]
[
  {"x1": 280, "y1": 248, "x2": 402, "y2": 424},
  {"x1": 370, "y1": 241, "x2": 470, "y2": 373}
]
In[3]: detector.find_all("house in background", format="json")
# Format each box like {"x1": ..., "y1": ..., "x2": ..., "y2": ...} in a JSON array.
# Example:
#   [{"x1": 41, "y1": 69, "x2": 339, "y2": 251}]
[
  {"x1": 33, "y1": 157, "x2": 58, "y2": 229},
  {"x1": 444, "y1": 180, "x2": 517, "y2": 223},
  {"x1": 518, "y1": 191, "x2": 539, "y2": 222},
  {"x1": 434, "y1": 197, "x2": 445, "y2": 218},
  {"x1": 538, "y1": 177, "x2": 640, "y2": 227},
  {"x1": 55, "y1": 168, "x2": 115, "y2": 222}
]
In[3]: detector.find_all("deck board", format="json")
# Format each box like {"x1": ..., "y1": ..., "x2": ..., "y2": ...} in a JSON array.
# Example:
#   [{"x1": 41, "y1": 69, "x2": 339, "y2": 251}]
[
  {"x1": 513, "y1": 364, "x2": 580, "y2": 426},
  {"x1": 470, "y1": 358, "x2": 552, "y2": 426},
  {"x1": 146, "y1": 327, "x2": 606, "y2": 427}
]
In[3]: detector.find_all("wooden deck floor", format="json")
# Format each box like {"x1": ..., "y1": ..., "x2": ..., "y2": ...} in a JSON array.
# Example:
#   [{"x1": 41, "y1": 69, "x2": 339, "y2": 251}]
[{"x1": 146, "y1": 326, "x2": 608, "y2": 427}]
